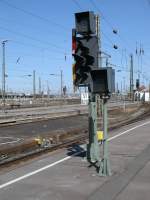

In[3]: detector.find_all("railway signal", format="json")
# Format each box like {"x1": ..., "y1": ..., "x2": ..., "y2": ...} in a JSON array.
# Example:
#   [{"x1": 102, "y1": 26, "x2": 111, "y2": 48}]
[
  {"x1": 90, "y1": 67, "x2": 115, "y2": 96},
  {"x1": 72, "y1": 35, "x2": 98, "y2": 86},
  {"x1": 72, "y1": 11, "x2": 114, "y2": 176},
  {"x1": 72, "y1": 11, "x2": 98, "y2": 87},
  {"x1": 75, "y1": 11, "x2": 96, "y2": 35}
]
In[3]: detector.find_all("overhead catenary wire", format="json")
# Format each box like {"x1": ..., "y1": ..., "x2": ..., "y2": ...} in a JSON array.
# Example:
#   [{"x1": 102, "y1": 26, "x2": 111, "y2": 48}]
[
  {"x1": 0, "y1": 16, "x2": 69, "y2": 37},
  {"x1": 0, "y1": 25, "x2": 68, "y2": 54},
  {"x1": 89, "y1": 0, "x2": 136, "y2": 55},
  {"x1": 74, "y1": 0, "x2": 150, "y2": 86},
  {"x1": 72, "y1": 0, "x2": 118, "y2": 49},
  {"x1": 0, "y1": 0, "x2": 69, "y2": 31},
  {"x1": 0, "y1": 8, "x2": 71, "y2": 57},
  {"x1": 89, "y1": 0, "x2": 115, "y2": 30},
  {"x1": 72, "y1": 0, "x2": 83, "y2": 9},
  {"x1": 90, "y1": 1, "x2": 142, "y2": 83},
  {"x1": 0, "y1": 15, "x2": 71, "y2": 56},
  {"x1": 0, "y1": 1, "x2": 71, "y2": 60},
  {"x1": 101, "y1": 30, "x2": 115, "y2": 47},
  {"x1": 89, "y1": 1, "x2": 126, "y2": 71},
  {"x1": 10, "y1": 40, "x2": 71, "y2": 56},
  {"x1": 85, "y1": 0, "x2": 123, "y2": 56}
]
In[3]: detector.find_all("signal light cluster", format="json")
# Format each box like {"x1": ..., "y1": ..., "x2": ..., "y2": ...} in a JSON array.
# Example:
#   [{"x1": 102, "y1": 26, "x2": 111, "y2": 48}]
[
  {"x1": 72, "y1": 11, "x2": 98, "y2": 87},
  {"x1": 72, "y1": 11, "x2": 115, "y2": 96}
]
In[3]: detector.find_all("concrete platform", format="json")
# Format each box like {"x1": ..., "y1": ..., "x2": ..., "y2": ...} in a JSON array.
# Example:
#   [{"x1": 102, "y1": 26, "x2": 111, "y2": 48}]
[
  {"x1": 0, "y1": 118, "x2": 150, "y2": 200},
  {"x1": 115, "y1": 160, "x2": 150, "y2": 200}
]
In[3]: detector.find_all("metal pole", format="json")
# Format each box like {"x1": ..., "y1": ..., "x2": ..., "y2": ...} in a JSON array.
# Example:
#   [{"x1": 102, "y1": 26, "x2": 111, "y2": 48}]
[
  {"x1": 130, "y1": 54, "x2": 134, "y2": 101},
  {"x1": 47, "y1": 80, "x2": 50, "y2": 98},
  {"x1": 60, "y1": 70, "x2": 63, "y2": 97},
  {"x1": 123, "y1": 77, "x2": 126, "y2": 111},
  {"x1": 2, "y1": 41, "x2": 7, "y2": 110},
  {"x1": 96, "y1": 15, "x2": 102, "y2": 119},
  {"x1": 121, "y1": 81, "x2": 122, "y2": 94},
  {"x1": 99, "y1": 98, "x2": 111, "y2": 176},
  {"x1": 39, "y1": 77, "x2": 41, "y2": 96},
  {"x1": 149, "y1": 81, "x2": 150, "y2": 103},
  {"x1": 87, "y1": 94, "x2": 100, "y2": 163},
  {"x1": 123, "y1": 77, "x2": 126, "y2": 93},
  {"x1": 33, "y1": 70, "x2": 36, "y2": 99},
  {"x1": 116, "y1": 82, "x2": 118, "y2": 93},
  {"x1": 106, "y1": 58, "x2": 109, "y2": 67},
  {"x1": 96, "y1": 15, "x2": 101, "y2": 68}
]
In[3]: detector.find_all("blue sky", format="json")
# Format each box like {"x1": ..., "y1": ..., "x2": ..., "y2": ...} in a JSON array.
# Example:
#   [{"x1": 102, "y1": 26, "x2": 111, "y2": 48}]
[{"x1": 0, "y1": 0, "x2": 150, "y2": 94}]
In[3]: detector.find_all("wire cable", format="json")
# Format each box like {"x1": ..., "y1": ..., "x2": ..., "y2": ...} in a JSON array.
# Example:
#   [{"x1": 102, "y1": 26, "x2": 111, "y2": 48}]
[
  {"x1": 11, "y1": 40, "x2": 70, "y2": 55},
  {"x1": 0, "y1": 25, "x2": 67, "y2": 53},
  {"x1": 0, "y1": 0, "x2": 69, "y2": 31},
  {"x1": 89, "y1": 0, "x2": 136, "y2": 55},
  {"x1": 0, "y1": 16, "x2": 69, "y2": 37},
  {"x1": 72, "y1": 0, "x2": 83, "y2": 9},
  {"x1": 89, "y1": 0, "x2": 115, "y2": 30}
]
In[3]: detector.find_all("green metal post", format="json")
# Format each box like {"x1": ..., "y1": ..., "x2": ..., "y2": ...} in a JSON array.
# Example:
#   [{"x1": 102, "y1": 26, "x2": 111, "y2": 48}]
[
  {"x1": 99, "y1": 98, "x2": 111, "y2": 176},
  {"x1": 87, "y1": 94, "x2": 100, "y2": 163}
]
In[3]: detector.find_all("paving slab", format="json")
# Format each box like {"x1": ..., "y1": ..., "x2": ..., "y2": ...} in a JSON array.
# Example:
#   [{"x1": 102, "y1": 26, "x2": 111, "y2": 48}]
[{"x1": 115, "y1": 161, "x2": 150, "y2": 200}]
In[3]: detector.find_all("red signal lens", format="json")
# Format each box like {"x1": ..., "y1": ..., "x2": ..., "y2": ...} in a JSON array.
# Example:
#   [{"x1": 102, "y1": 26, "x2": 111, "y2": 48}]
[{"x1": 72, "y1": 37, "x2": 76, "y2": 54}]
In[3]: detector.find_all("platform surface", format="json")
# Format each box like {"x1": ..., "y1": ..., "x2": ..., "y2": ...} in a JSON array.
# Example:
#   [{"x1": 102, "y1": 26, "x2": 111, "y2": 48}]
[{"x1": 0, "y1": 118, "x2": 150, "y2": 200}]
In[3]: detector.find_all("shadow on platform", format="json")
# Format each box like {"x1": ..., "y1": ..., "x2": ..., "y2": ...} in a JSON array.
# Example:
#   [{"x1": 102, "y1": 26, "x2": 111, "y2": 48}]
[{"x1": 67, "y1": 144, "x2": 86, "y2": 158}]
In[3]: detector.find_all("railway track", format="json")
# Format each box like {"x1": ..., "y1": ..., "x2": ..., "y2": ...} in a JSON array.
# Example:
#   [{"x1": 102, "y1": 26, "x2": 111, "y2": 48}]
[
  {"x1": 0, "y1": 130, "x2": 87, "y2": 171},
  {"x1": 0, "y1": 102, "x2": 140, "y2": 127},
  {"x1": 0, "y1": 103, "x2": 150, "y2": 170}
]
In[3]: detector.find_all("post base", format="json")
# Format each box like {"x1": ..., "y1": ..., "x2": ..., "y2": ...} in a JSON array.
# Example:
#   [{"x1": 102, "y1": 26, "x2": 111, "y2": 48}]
[{"x1": 98, "y1": 158, "x2": 111, "y2": 176}]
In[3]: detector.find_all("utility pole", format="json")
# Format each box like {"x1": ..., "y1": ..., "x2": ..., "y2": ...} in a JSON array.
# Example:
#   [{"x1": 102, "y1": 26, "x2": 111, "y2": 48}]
[
  {"x1": 38, "y1": 77, "x2": 41, "y2": 96},
  {"x1": 130, "y1": 54, "x2": 134, "y2": 101},
  {"x1": 123, "y1": 77, "x2": 126, "y2": 93},
  {"x1": 49, "y1": 71, "x2": 63, "y2": 96},
  {"x1": 47, "y1": 80, "x2": 50, "y2": 98},
  {"x1": 33, "y1": 70, "x2": 36, "y2": 99},
  {"x1": 149, "y1": 81, "x2": 150, "y2": 102},
  {"x1": 136, "y1": 42, "x2": 144, "y2": 91},
  {"x1": 117, "y1": 82, "x2": 118, "y2": 93},
  {"x1": 2, "y1": 40, "x2": 8, "y2": 110},
  {"x1": 60, "y1": 70, "x2": 63, "y2": 97}
]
